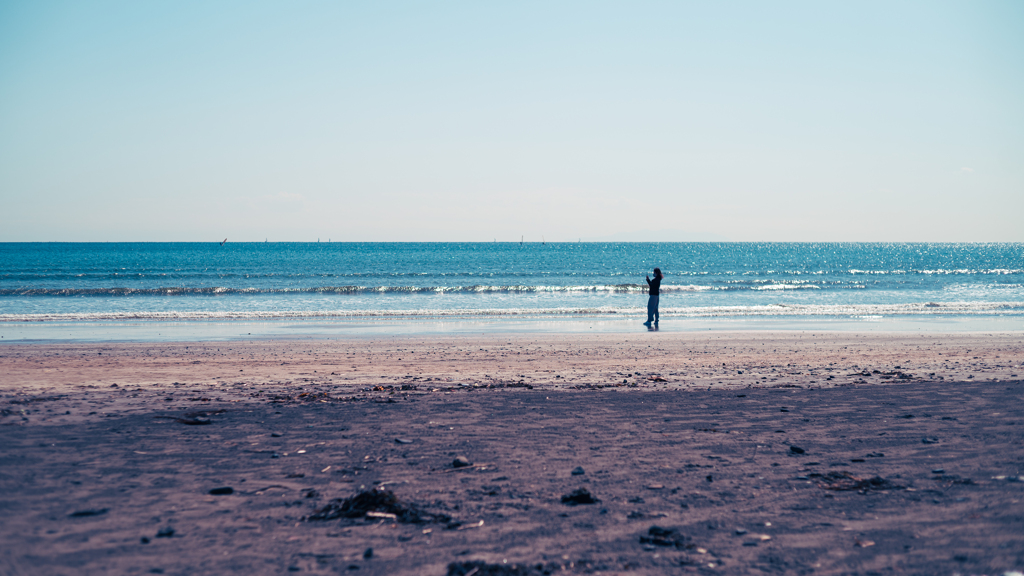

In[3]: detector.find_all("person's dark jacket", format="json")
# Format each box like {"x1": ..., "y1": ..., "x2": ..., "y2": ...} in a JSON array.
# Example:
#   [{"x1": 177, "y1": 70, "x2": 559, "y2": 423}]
[{"x1": 646, "y1": 276, "x2": 661, "y2": 296}]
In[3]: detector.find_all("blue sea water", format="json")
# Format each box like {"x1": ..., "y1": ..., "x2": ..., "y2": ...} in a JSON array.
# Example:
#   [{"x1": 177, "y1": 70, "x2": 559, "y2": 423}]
[{"x1": 1, "y1": 243, "x2": 1022, "y2": 328}]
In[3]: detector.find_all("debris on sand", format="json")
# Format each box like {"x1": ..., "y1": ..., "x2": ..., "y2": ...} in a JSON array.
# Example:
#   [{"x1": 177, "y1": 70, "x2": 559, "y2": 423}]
[
  {"x1": 307, "y1": 487, "x2": 451, "y2": 524},
  {"x1": 453, "y1": 456, "x2": 472, "y2": 468},
  {"x1": 447, "y1": 560, "x2": 599, "y2": 576},
  {"x1": 571, "y1": 466, "x2": 585, "y2": 476},
  {"x1": 208, "y1": 486, "x2": 234, "y2": 495},
  {"x1": 639, "y1": 525, "x2": 693, "y2": 549},
  {"x1": 154, "y1": 410, "x2": 224, "y2": 425},
  {"x1": 628, "y1": 510, "x2": 668, "y2": 520},
  {"x1": 789, "y1": 445, "x2": 806, "y2": 454},
  {"x1": 69, "y1": 508, "x2": 108, "y2": 517},
  {"x1": 447, "y1": 561, "x2": 535, "y2": 575},
  {"x1": 154, "y1": 415, "x2": 212, "y2": 425},
  {"x1": 560, "y1": 488, "x2": 600, "y2": 506},
  {"x1": 817, "y1": 471, "x2": 903, "y2": 491}
]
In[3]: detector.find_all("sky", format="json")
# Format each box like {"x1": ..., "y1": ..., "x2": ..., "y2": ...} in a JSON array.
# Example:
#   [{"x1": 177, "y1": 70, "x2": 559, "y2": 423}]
[{"x1": 0, "y1": 1, "x2": 1022, "y2": 242}]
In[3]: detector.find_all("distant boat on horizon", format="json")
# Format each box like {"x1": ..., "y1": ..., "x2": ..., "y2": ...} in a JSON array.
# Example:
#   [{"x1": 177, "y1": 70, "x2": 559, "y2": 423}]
[{"x1": 220, "y1": 238, "x2": 227, "y2": 246}]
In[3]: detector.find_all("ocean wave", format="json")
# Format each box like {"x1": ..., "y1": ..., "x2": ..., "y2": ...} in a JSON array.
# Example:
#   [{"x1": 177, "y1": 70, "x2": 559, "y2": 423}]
[
  {"x1": 847, "y1": 269, "x2": 1024, "y2": 275},
  {"x1": 0, "y1": 282, "x2": 862, "y2": 297},
  {"x1": 752, "y1": 284, "x2": 821, "y2": 291},
  {"x1": 2, "y1": 301, "x2": 1021, "y2": 322}
]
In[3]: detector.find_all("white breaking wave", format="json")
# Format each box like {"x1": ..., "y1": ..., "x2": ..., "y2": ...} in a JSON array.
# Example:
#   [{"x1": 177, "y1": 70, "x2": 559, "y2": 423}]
[
  {"x1": 1, "y1": 301, "x2": 1022, "y2": 322},
  {"x1": 752, "y1": 284, "x2": 820, "y2": 291}
]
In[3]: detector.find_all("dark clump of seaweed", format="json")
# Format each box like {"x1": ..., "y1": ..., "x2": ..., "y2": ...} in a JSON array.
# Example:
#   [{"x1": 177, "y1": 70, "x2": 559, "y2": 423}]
[
  {"x1": 560, "y1": 488, "x2": 600, "y2": 505},
  {"x1": 307, "y1": 487, "x2": 451, "y2": 524},
  {"x1": 817, "y1": 471, "x2": 903, "y2": 491}
]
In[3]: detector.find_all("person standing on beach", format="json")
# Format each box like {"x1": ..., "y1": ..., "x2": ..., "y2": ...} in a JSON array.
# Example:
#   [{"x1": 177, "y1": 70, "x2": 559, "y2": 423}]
[{"x1": 644, "y1": 267, "x2": 663, "y2": 327}]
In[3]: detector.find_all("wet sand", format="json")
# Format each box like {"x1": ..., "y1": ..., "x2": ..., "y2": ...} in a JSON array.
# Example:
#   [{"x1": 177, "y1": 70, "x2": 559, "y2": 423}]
[{"x1": 1, "y1": 332, "x2": 1023, "y2": 575}]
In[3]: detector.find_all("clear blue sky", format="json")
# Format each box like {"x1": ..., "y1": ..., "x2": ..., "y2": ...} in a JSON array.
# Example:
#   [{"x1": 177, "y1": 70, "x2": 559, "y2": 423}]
[{"x1": 1, "y1": 1, "x2": 1021, "y2": 241}]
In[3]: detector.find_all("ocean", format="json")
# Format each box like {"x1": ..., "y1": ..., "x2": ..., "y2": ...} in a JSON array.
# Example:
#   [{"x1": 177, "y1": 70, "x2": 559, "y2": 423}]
[{"x1": 1, "y1": 242, "x2": 1021, "y2": 338}]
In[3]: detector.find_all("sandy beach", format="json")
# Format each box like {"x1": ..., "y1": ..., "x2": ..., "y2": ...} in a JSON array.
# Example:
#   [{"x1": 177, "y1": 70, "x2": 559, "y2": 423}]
[{"x1": 2, "y1": 331, "x2": 1023, "y2": 575}]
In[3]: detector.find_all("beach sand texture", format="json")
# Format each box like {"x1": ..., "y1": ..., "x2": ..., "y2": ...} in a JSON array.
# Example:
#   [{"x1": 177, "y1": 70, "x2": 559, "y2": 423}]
[{"x1": 1, "y1": 332, "x2": 1023, "y2": 575}]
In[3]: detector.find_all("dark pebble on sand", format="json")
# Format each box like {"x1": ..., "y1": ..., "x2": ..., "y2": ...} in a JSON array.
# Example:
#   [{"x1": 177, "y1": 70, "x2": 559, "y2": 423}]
[
  {"x1": 271, "y1": 432, "x2": 283, "y2": 437},
  {"x1": 932, "y1": 468, "x2": 945, "y2": 474},
  {"x1": 395, "y1": 438, "x2": 413, "y2": 445},
  {"x1": 363, "y1": 547, "x2": 373, "y2": 559},
  {"x1": 706, "y1": 475, "x2": 713, "y2": 482},
  {"x1": 156, "y1": 527, "x2": 175, "y2": 538},
  {"x1": 790, "y1": 446, "x2": 806, "y2": 454},
  {"x1": 735, "y1": 528, "x2": 748, "y2": 535},
  {"x1": 209, "y1": 487, "x2": 234, "y2": 495},
  {"x1": 453, "y1": 456, "x2": 472, "y2": 468},
  {"x1": 571, "y1": 466, "x2": 585, "y2": 476},
  {"x1": 140, "y1": 537, "x2": 150, "y2": 544},
  {"x1": 922, "y1": 437, "x2": 940, "y2": 444}
]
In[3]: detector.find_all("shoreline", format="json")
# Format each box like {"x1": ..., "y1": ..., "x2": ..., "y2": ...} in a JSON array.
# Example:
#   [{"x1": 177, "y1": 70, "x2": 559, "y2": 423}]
[{"x1": 2, "y1": 314, "x2": 1022, "y2": 343}]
